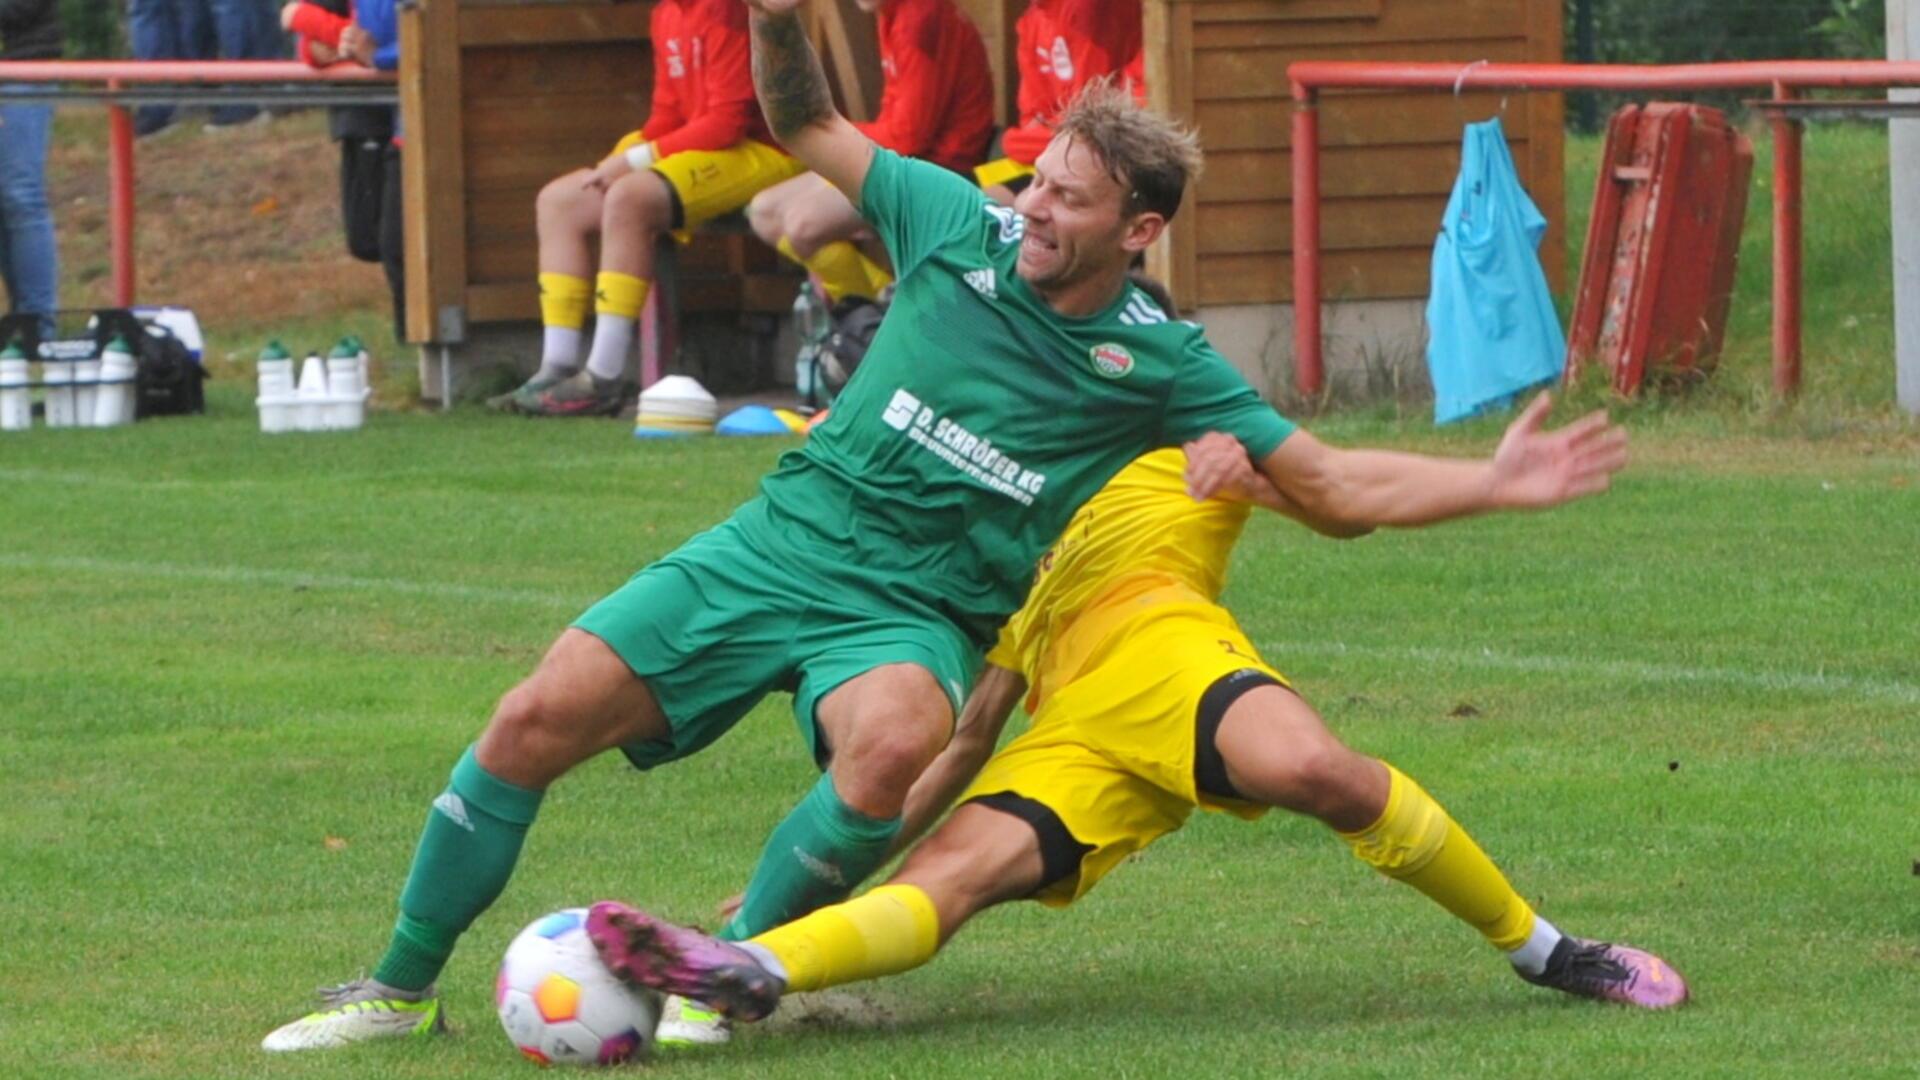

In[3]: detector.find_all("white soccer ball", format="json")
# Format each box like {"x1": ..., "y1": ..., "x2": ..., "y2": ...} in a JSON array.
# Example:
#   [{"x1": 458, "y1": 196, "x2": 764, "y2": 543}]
[{"x1": 497, "y1": 907, "x2": 662, "y2": 1066}]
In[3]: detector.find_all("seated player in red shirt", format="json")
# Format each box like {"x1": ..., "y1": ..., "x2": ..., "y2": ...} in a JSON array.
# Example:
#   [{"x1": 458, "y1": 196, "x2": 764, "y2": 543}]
[
  {"x1": 975, "y1": 0, "x2": 1143, "y2": 205},
  {"x1": 490, "y1": 0, "x2": 808, "y2": 417},
  {"x1": 746, "y1": 0, "x2": 995, "y2": 307}
]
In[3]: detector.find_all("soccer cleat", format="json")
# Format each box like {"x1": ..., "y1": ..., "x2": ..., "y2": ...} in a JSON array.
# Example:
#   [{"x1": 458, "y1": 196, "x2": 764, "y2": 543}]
[
  {"x1": 654, "y1": 994, "x2": 734, "y2": 1048},
  {"x1": 1519, "y1": 936, "x2": 1689, "y2": 1009},
  {"x1": 484, "y1": 370, "x2": 571, "y2": 414},
  {"x1": 585, "y1": 901, "x2": 783, "y2": 1023},
  {"x1": 260, "y1": 978, "x2": 446, "y2": 1052},
  {"x1": 523, "y1": 372, "x2": 628, "y2": 418}
]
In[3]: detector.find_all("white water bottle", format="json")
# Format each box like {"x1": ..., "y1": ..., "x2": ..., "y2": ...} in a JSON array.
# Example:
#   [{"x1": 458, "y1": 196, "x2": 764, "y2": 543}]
[
  {"x1": 324, "y1": 337, "x2": 364, "y2": 430},
  {"x1": 256, "y1": 339, "x2": 296, "y2": 433},
  {"x1": 0, "y1": 340, "x2": 29, "y2": 431},
  {"x1": 73, "y1": 346, "x2": 101, "y2": 428},
  {"x1": 94, "y1": 334, "x2": 138, "y2": 427},
  {"x1": 44, "y1": 358, "x2": 75, "y2": 427}
]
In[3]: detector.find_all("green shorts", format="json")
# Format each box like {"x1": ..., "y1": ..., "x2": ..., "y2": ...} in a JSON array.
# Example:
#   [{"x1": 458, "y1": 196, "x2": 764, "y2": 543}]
[{"x1": 573, "y1": 515, "x2": 978, "y2": 771}]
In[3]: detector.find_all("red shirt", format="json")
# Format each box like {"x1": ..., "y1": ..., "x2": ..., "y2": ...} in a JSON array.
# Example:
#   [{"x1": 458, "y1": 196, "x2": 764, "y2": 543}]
[
  {"x1": 289, "y1": 1, "x2": 350, "y2": 64},
  {"x1": 1000, "y1": 0, "x2": 1144, "y2": 165},
  {"x1": 641, "y1": 0, "x2": 781, "y2": 159},
  {"x1": 852, "y1": 0, "x2": 995, "y2": 174}
]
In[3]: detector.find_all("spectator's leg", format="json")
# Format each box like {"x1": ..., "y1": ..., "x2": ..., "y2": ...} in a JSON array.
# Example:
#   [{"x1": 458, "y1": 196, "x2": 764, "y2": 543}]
[
  {"x1": 0, "y1": 97, "x2": 59, "y2": 333},
  {"x1": 251, "y1": 0, "x2": 289, "y2": 59},
  {"x1": 527, "y1": 169, "x2": 608, "y2": 382},
  {"x1": 205, "y1": 0, "x2": 263, "y2": 127},
  {"x1": 583, "y1": 171, "x2": 676, "y2": 385},
  {"x1": 379, "y1": 142, "x2": 407, "y2": 345},
  {"x1": 782, "y1": 177, "x2": 890, "y2": 304},
  {"x1": 125, "y1": 0, "x2": 181, "y2": 135}
]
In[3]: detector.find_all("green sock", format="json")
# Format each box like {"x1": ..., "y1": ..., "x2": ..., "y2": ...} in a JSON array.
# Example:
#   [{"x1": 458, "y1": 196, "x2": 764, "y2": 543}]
[
  {"x1": 720, "y1": 772, "x2": 901, "y2": 941},
  {"x1": 373, "y1": 746, "x2": 544, "y2": 991}
]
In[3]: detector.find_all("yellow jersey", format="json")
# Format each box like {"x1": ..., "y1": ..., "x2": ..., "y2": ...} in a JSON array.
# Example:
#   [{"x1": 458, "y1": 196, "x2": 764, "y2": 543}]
[{"x1": 986, "y1": 448, "x2": 1251, "y2": 708}]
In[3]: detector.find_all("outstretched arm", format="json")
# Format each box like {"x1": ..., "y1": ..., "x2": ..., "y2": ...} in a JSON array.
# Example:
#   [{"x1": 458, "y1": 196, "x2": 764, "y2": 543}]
[
  {"x1": 890, "y1": 663, "x2": 1027, "y2": 857},
  {"x1": 1186, "y1": 393, "x2": 1628, "y2": 530},
  {"x1": 1182, "y1": 433, "x2": 1373, "y2": 539},
  {"x1": 745, "y1": 0, "x2": 876, "y2": 202}
]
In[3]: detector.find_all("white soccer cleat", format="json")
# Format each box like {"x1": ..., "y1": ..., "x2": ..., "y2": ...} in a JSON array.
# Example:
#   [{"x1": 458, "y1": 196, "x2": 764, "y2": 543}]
[
  {"x1": 654, "y1": 994, "x2": 733, "y2": 1048},
  {"x1": 261, "y1": 978, "x2": 445, "y2": 1052}
]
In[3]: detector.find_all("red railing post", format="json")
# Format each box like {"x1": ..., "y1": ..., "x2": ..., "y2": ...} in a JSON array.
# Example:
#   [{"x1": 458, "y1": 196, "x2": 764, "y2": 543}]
[
  {"x1": 107, "y1": 81, "x2": 136, "y2": 307},
  {"x1": 1291, "y1": 84, "x2": 1323, "y2": 398},
  {"x1": 1769, "y1": 81, "x2": 1803, "y2": 398}
]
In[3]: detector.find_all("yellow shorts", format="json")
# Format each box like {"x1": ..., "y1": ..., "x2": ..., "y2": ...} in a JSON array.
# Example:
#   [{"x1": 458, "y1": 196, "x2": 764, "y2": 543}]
[
  {"x1": 959, "y1": 602, "x2": 1290, "y2": 907},
  {"x1": 973, "y1": 156, "x2": 1036, "y2": 191},
  {"x1": 606, "y1": 135, "x2": 807, "y2": 233}
]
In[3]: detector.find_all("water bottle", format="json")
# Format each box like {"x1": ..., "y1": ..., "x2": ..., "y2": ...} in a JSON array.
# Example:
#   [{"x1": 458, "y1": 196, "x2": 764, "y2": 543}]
[
  {"x1": 792, "y1": 282, "x2": 822, "y2": 402},
  {"x1": 43, "y1": 355, "x2": 75, "y2": 428},
  {"x1": 0, "y1": 339, "x2": 30, "y2": 432},
  {"x1": 93, "y1": 334, "x2": 137, "y2": 427},
  {"x1": 325, "y1": 337, "x2": 364, "y2": 430},
  {"x1": 73, "y1": 342, "x2": 101, "y2": 428},
  {"x1": 256, "y1": 339, "x2": 296, "y2": 433}
]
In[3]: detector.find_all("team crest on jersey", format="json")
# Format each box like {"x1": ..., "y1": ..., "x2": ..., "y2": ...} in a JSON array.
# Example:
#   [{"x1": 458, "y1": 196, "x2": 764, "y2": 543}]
[{"x1": 1090, "y1": 343, "x2": 1134, "y2": 379}]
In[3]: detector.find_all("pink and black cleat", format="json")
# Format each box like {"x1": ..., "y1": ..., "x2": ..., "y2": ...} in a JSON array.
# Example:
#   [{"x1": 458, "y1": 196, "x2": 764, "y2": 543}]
[
  {"x1": 1521, "y1": 937, "x2": 1689, "y2": 1009},
  {"x1": 585, "y1": 901, "x2": 784, "y2": 1022}
]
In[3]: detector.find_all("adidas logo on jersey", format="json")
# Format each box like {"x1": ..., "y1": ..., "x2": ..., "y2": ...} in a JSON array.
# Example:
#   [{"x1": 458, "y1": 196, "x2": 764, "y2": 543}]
[{"x1": 964, "y1": 268, "x2": 997, "y2": 300}]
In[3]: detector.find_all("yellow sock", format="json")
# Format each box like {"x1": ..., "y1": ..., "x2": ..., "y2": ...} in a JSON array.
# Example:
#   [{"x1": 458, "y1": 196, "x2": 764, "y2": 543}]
[
  {"x1": 1339, "y1": 764, "x2": 1536, "y2": 951},
  {"x1": 748, "y1": 883, "x2": 941, "y2": 994},
  {"x1": 537, "y1": 272, "x2": 592, "y2": 330},
  {"x1": 798, "y1": 240, "x2": 891, "y2": 304},
  {"x1": 593, "y1": 270, "x2": 649, "y2": 320}
]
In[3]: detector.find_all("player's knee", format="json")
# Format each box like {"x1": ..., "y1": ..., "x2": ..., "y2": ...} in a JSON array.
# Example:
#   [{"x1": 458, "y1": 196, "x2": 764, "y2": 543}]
[
  {"x1": 481, "y1": 680, "x2": 592, "y2": 787},
  {"x1": 602, "y1": 174, "x2": 670, "y2": 234},
  {"x1": 783, "y1": 210, "x2": 837, "y2": 255},
  {"x1": 536, "y1": 174, "x2": 587, "y2": 228},
  {"x1": 832, "y1": 718, "x2": 948, "y2": 816},
  {"x1": 1241, "y1": 739, "x2": 1366, "y2": 821},
  {"x1": 745, "y1": 190, "x2": 785, "y2": 245}
]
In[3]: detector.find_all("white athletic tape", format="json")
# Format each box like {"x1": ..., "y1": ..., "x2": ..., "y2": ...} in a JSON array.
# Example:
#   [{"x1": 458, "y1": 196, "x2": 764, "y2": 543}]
[
  {"x1": 1, "y1": 552, "x2": 1910, "y2": 706},
  {"x1": 1259, "y1": 639, "x2": 1920, "y2": 707}
]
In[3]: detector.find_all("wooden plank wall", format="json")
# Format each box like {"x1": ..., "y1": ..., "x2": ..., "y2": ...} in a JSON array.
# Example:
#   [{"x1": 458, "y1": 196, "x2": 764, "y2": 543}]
[
  {"x1": 404, "y1": 0, "x2": 798, "y2": 337},
  {"x1": 1147, "y1": 0, "x2": 1564, "y2": 310},
  {"x1": 952, "y1": 0, "x2": 1027, "y2": 125}
]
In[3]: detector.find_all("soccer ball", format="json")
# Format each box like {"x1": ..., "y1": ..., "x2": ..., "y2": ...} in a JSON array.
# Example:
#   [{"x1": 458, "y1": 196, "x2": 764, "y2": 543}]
[{"x1": 497, "y1": 907, "x2": 662, "y2": 1066}]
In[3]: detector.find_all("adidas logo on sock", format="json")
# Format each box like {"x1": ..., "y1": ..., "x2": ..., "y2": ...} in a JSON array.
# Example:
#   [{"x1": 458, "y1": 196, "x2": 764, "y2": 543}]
[
  {"x1": 964, "y1": 268, "x2": 996, "y2": 300},
  {"x1": 792, "y1": 846, "x2": 847, "y2": 887},
  {"x1": 432, "y1": 792, "x2": 475, "y2": 832}
]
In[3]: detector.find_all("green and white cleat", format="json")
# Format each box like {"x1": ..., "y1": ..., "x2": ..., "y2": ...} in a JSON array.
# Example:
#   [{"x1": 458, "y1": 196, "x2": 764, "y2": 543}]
[
  {"x1": 654, "y1": 994, "x2": 732, "y2": 1048},
  {"x1": 261, "y1": 978, "x2": 445, "y2": 1052}
]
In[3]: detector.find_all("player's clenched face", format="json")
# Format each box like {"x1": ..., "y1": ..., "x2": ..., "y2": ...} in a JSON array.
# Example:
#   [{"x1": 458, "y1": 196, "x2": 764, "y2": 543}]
[{"x1": 1015, "y1": 135, "x2": 1162, "y2": 295}]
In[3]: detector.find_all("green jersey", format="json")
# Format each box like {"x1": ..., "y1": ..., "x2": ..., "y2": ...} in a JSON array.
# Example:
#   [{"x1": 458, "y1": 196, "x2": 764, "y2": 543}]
[{"x1": 740, "y1": 148, "x2": 1295, "y2": 645}]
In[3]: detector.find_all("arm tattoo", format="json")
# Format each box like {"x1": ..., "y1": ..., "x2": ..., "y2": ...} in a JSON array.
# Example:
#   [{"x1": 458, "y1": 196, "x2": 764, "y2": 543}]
[{"x1": 751, "y1": 10, "x2": 836, "y2": 140}]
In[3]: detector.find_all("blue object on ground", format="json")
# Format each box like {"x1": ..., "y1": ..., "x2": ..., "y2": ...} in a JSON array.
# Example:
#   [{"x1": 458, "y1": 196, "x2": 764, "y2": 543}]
[
  {"x1": 1426, "y1": 117, "x2": 1566, "y2": 424},
  {"x1": 715, "y1": 405, "x2": 794, "y2": 436}
]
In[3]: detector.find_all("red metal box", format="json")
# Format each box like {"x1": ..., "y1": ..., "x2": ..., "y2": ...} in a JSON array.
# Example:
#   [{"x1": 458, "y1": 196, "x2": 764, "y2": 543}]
[{"x1": 1567, "y1": 103, "x2": 1754, "y2": 394}]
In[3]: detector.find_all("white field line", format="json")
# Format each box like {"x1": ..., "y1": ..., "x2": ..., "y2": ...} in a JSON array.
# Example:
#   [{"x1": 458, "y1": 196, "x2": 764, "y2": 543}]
[
  {"x1": 0, "y1": 554, "x2": 590, "y2": 610},
  {"x1": 1258, "y1": 639, "x2": 1920, "y2": 707},
  {"x1": 1, "y1": 553, "x2": 1913, "y2": 705}
]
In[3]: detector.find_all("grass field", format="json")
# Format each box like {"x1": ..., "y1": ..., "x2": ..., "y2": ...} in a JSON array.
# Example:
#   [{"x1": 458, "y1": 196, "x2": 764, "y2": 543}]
[{"x1": 2, "y1": 389, "x2": 1916, "y2": 1078}]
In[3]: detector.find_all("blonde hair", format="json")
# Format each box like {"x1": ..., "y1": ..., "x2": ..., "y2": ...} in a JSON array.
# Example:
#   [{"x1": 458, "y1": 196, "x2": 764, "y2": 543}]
[{"x1": 1053, "y1": 79, "x2": 1204, "y2": 221}]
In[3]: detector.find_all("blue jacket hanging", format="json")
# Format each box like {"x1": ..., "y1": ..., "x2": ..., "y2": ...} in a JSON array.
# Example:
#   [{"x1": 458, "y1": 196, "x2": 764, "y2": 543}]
[{"x1": 1425, "y1": 117, "x2": 1565, "y2": 424}]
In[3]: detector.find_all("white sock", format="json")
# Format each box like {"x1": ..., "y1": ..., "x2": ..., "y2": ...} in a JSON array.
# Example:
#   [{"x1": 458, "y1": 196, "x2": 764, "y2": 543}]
[
  {"x1": 584, "y1": 315, "x2": 636, "y2": 382},
  {"x1": 537, "y1": 326, "x2": 582, "y2": 381},
  {"x1": 1506, "y1": 915, "x2": 1565, "y2": 975},
  {"x1": 736, "y1": 941, "x2": 788, "y2": 986}
]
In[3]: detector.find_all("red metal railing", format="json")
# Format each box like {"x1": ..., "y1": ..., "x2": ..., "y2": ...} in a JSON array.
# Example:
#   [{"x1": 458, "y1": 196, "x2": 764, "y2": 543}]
[
  {"x1": 1286, "y1": 60, "x2": 1920, "y2": 399},
  {"x1": 0, "y1": 61, "x2": 395, "y2": 308}
]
